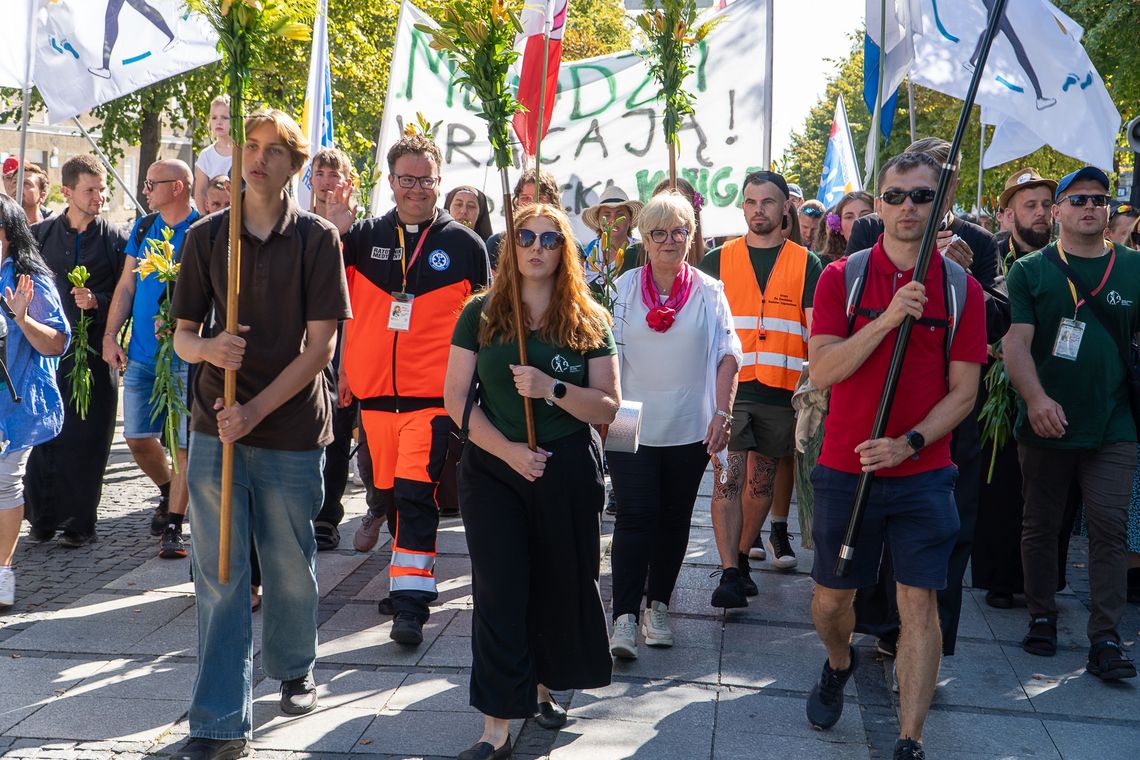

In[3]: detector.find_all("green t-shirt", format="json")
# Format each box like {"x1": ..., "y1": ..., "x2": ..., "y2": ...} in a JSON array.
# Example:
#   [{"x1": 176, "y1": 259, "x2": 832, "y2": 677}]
[
  {"x1": 700, "y1": 242, "x2": 824, "y2": 406},
  {"x1": 1007, "y1": 242, "x2": 1140, "y2": 449},
  {"x1": 452, "y1": 295, "x2": 618, "y2": 443}
]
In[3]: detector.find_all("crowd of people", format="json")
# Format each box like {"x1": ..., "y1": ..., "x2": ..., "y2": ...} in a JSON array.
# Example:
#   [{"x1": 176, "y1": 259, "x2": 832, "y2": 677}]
[{"x1": 0, "y1": 91, "x2": 1138, "y2": 760}]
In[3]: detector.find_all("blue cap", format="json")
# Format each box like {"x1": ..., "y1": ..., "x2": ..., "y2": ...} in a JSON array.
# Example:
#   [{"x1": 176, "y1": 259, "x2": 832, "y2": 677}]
[{"x1": 1055, "y1": 166, "x2": 1110, "y2": 198}]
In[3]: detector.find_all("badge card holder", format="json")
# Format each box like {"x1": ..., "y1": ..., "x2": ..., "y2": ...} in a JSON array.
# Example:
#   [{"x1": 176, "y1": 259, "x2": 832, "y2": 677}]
[
  {"x1": 388, "y1": 292, "x2": 414, "y2": 332},
  {"x1": 1052, "y1": 317, "x2": 1085, "y2": 361}
]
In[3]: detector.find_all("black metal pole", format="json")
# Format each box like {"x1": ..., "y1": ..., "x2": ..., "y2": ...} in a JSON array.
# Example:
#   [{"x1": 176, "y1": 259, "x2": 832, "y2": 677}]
[{"x1": 835, "y1": 0, "x2": 1009, "y2": 577}]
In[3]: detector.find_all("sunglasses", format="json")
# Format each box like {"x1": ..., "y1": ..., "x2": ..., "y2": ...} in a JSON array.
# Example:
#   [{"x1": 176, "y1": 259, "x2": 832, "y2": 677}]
[
  {"x1": 516, "y1": 228, "x2": 565, "y2": 250},
  {"x1": 880, "y1": 188, "x2": 937, "y2": 206},
  {"x1": 393, "y1": 174, "x2": 439, "y2": 189},
  {"x1": 1058, "y1": 194, "x2": 1110, "y2": 207},
  {"x1": 800, "y1": 206, "x2": 823, "y2": 218},
  {"x1": 144, "y1": 179, "x2": 178, "y2": 191},
  {"x1": 647, "y1": 227, "x2": 691, "y2": 244}
]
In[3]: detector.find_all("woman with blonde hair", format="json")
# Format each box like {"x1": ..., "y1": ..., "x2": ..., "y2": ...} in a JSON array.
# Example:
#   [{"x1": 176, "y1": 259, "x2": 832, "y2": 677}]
[{"x1": 444, "y1": 203, "x2": 620, "y2": 760}]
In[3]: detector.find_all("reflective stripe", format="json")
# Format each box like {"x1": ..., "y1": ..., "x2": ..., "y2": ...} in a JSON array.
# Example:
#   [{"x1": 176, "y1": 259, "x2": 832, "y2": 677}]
[
  {"x1": 390, "y1": 574, "x2": 437, "y2": 593},
  {"x1": 740, "y1": 352, "x2": 805, "y2": 373},
  {"x1": 734, "y1": 315, "x2": 808, "y2": 339},
  {"x1": 391, "y1": 551, "x2": 435, "y2": 570}
]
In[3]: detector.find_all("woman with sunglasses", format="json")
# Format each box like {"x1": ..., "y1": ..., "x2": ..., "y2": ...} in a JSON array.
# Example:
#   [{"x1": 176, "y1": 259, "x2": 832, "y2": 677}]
[
  {"x1": 0, "y1": 194, "x2": 70, "y2": 608},
  {"x1": 444, "y1": 203, "x2": 620, "y2": 760},
  {"x1": 606, "y1": 192, "x2": 741, "y2": 658},
  {"x1": 799, "y1": 200, "x2": 826, "y2": 251}
]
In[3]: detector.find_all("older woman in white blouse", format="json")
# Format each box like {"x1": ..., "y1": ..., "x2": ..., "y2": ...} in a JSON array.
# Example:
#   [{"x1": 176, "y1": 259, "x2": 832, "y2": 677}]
[{"x1": 607, "y1": 191, "x2": 741, "y2": 659}]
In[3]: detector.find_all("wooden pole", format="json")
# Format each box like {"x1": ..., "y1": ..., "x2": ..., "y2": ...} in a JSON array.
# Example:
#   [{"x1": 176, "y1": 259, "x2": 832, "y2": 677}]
[
  {"x1": 219, "y1": 138, "x2": 243, "y2": 585},
  {"x1": 668, "y1": 142, "x2": 677, "y2": 189},
  {"x1": 500, "y1": 171, "x2": 537, "y2": 451}
]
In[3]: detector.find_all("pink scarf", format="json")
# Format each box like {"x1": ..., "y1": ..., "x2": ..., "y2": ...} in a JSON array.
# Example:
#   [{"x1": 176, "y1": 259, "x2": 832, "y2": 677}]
[{"x1": 640, "y1": 261, "x2": 694, "y2": 332}]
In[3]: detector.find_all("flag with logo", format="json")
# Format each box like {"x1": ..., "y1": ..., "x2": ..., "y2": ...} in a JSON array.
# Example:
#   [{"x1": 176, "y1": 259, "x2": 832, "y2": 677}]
[
  {"x1": 818, "y1": 94, "x2": 863, "y2": 208},
  {"x1": 511, "y1": 0, "x2": 568, "y2": 157},
  {"x1": 906, "y1": 0, "x2": 1119, "y2": 170},
  {"x1": 297, "y1": 0, "x2": 335, "y2": 211},
  {"x1": 8, "y1": 0, "x2": 219, "y2": 124},
  {"x1": 863, "y1": 0, "x2": 912, "y2": 183}
]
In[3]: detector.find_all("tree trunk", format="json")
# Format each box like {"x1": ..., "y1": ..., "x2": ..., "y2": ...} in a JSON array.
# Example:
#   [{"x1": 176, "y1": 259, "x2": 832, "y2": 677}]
[{"x1": 137, "y1": 102, "x2": 162, "y2": 214}]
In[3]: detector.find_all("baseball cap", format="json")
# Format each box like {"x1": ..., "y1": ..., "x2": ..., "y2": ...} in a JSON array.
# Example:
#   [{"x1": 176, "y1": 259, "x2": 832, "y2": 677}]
[
  {"x1": 1055, "y1": 166, "x2": 1110, "y2": 199},
  {"x1": 997, "y1": 167, "x2": 1057, "y2": 209},
  {"x1": 787, "y1": 182, "x2": 804, "y2": 200},
  {"x1": 743, "y1": 170, "x2": 790, "y2": 199}
]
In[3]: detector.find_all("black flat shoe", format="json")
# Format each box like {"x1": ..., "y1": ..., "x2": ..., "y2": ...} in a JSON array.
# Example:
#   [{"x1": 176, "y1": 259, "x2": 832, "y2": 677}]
[
  {"x1": 985, "y1": 591, "x2": 1014, "y2": 609},
  {"x1": 457, "y1": 735, "x2": 511, "y2": 760},
  {"x1": 172, "y1": 737, "x2": 249, "y2": 760},
  {"x1": 535, "y1": 698, "x2": 567, "y2": 729}
]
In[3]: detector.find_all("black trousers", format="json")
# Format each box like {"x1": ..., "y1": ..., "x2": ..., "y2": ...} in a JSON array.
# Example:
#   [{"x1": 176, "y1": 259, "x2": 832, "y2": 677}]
[
  {"x1": 608, "y1": 441, "x2": 709, "y2": 621},
  {"x1": 315, "y1": 401, "x2": 357, "y2": 527},
  {"x1": 25, "y1": 361, "x2": 117, "y2": 536},
  {"x1": 459, "y1": 428, "x2": 612, "y2": 719}
]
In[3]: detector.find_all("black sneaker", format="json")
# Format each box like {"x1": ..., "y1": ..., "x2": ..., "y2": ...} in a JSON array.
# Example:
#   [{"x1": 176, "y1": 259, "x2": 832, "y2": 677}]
[
  {"x1": 1087, "y1": 640, "x2": 1137, "y2": 681},
  {"x1": 605, "y1": 487, "x2": 618, "y2": 516},
  {"x1": 737, "y1": 554, "x2": 758, "y2": 596},
  {"x1": 893, "y1": 738, "x2": 926, "y2": 759},
  {"x1": 710, "y1": 567, "x2": 748, "y2": 609},
  {"x1": 876, "y1": 636, "x2": 897, "y2": 658},
  {"x1": 150, "y1": 499, "x2": 170, "y2": 537},
  {"x1": 766, "y1": 522, "x2": 798, "y2": 570},
  {"x1": 314, "y1": 521, "x2": 340, "y2": 551},
  {"x1": 159, "y1": 524, "x2": 188, "y2": 559},
  {"x1": 172, "y1": 737, "x2": 249, "y2": 760},
  {"x1": 747, "y1": 531, "x2": 766, "y2": 561},
  {"x1": 806, "y1": 645, "x2": 858, "y2": 730},
  {"x1": 279, "y1": 672, "x2": 319, "y2": 715},
  {"x1": 390, "y1": 612, "x2": 424, "y2": 646},
  {"x1": 57, "y1": 531, "x2": 96, "y2": 549},
  {"x1": 377, "y1": 596, "x2": 396, "y2": 616}
]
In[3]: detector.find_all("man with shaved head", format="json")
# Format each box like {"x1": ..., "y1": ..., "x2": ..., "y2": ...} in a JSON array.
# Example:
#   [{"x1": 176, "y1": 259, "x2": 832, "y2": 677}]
[{"x1": 103, "y1": 158, "x2": 200, "y2": 557}]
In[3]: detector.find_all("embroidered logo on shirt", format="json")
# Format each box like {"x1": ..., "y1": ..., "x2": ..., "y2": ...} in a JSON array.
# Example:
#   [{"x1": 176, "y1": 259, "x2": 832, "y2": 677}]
[
  {"x1": 551, "y1": 355, "x2": 570, "y2": 373},
  {"x1": 392, "y1": 247, "x2": 404, "y2": 261},
  {"x1": 428, "y1": 249, "x2": 450, "y2": 271},
  {"x1": 1106, "y1": 290, "x2": 1134, "y2": 307},
  {"x1": 371, "y1": 246, "x2": 391, "y2": 261}
]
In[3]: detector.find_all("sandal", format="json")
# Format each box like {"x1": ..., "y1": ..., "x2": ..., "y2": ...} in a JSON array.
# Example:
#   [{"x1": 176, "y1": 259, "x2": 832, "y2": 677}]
[
  {"x1": 1021, "y1": 615, "x2": 1057, "y2": 657},
  {"x1": 1087, "y1": 640, "x2": 1137, "y2": 681}
]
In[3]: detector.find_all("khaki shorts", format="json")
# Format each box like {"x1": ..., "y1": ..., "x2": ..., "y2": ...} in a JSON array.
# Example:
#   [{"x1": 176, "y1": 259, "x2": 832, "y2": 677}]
[{"x1": 728, "y1": 400, "x2": 795, "y2": 458}]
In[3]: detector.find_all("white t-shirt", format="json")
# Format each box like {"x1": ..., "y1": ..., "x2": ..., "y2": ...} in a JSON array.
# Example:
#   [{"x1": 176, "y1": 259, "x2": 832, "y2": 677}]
[{"x1": 195, "y1": 143, "x2": 232, "y2": 182}]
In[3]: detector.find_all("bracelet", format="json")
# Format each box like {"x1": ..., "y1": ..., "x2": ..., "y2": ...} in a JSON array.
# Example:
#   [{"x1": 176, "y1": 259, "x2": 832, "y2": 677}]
[{"x1": 715, "y1": 409, "x2": 733, "y2": 425}]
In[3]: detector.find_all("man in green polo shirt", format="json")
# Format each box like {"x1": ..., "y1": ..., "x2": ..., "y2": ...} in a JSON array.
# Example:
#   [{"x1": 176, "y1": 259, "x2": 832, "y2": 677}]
[{"x1": 1005, "y1": 165, "x2": 1139, "y2": 682}]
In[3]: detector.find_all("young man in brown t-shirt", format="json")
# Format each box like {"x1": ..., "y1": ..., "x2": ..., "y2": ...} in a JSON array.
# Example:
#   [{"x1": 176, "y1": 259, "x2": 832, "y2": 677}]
[{"x1": 170, "y1": 109, "x2": 351, "y2": 759}]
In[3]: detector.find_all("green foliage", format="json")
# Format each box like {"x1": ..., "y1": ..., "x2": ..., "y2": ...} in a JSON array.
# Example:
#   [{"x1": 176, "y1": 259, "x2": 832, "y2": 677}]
[
  {"x1": 64, "y1": 265, "x2": 94, "y2": 419},
  {"x1": 562, "y1": 0, "x2": 633, "y2": 61}
]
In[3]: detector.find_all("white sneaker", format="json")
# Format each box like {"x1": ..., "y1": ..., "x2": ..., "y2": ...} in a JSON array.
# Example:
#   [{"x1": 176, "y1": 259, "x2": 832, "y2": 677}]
[
  {"x1": 610, "y1": 613, "x2": 638, "y2": 659},
  {"x1": 641, "y1": 601, "x2": 673, "y2": 647},
  {"x1": 0, "y1": 566, "x2": 14, "y2": 608}
]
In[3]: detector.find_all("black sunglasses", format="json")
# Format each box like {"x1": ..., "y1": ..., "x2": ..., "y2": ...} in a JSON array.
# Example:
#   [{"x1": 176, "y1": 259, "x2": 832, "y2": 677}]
[
  {"x1": 880, "y1": 188, "x2": 937, "y2": 206},
  {"x1": 1058, "y1": 194, "x2": 1110, "y2": 207},
  {"x1": 800, "y1": 206, "x2": 823, "y2": 218},
  {"x1": 516, "y1": 229, "x2": 565, "y2": 250}
]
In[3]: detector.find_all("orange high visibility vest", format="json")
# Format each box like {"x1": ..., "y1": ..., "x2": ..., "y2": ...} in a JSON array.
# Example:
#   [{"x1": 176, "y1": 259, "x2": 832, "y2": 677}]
[{"x1": 720, "y1": 237, "x2": 809, "y2": 391}]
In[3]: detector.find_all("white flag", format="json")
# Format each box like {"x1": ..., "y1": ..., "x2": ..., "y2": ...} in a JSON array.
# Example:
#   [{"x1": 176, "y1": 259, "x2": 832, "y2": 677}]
[
  {"x1": 863, "y1": 0, "x2": 912, "y2": 185},
  {"x1": 297, "y1": 0, "x2": 335, "y2": 211},
  {"x1": 27, "y1": 0, "x2": 220, "y2": 123},
  {"x1": 906, "y1": 0, "x2": 1119, "y2": 171},
  {"x1": 0, "y1": 1, "x2": 35, "y2": 90}
]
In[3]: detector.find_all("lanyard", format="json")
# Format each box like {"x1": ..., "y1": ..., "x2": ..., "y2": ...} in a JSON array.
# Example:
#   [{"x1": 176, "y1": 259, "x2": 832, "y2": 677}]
[
  {"x1": 395, "y1": 212, "x2": 436, "y2": 295},
  {"x1": 1057, "y1": 239, "x2": 1114, "y2": 315}
]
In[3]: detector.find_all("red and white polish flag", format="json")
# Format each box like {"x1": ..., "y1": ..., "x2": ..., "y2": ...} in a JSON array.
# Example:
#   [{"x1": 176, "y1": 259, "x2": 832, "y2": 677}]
[{"x1": 511, "y1": 0, "x2": 568, "y2": 158}]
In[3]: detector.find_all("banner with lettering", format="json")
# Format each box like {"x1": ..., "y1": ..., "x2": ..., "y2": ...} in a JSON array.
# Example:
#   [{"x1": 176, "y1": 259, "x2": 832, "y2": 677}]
[{"x1": 374, "y1": 0, "x2": 771, "y2": 238}]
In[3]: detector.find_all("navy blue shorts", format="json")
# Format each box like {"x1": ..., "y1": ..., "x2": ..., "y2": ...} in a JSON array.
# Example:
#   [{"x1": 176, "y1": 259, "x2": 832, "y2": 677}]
[{"x1": 810, "y1": 464, "x2": 960, "y2": 590}]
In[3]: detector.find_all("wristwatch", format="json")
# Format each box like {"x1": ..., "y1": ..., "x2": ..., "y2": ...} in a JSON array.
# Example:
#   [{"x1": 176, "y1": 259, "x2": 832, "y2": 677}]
[
  {"x1": 904, "y1": 430, "x2": 925, "y2": 459},
  {"x1": 545, "y1": 380, "x2": 567, "y2": 406}
]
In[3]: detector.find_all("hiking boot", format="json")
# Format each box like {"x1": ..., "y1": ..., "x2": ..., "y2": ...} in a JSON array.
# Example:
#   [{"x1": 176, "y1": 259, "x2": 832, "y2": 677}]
[
  {"x1": 893, "y1": 738, "x2": 926, "y2": 759},
  {"x1": 766, "y1": 522, "x2": 798, "y2": 570},
  {"x1": 737, "y1": 554, "x2": 758, "y2": 596},
  {"x1": 1087, "y1": 640, "x2": 1137, "y2": 681},
  {"x1": 353, "y1": 511, "x2": 385, "y2": 553},
  {"x1": 747, "y1": 530, "x2": 766, "y2": 561},
  {"x1": 806, "y1": 645, "x2": 858, "y2": 730},
  {"x1": 150, "y1": 498, "x2": 170, "y2": 537},
  {"x1": 710, "y1": 567, "x2": 748, "y2": 609},
  {"x1": 172, "y1": 737, "x2": 249, "y2": 760},
  {"x1": 57, "y1": 531, "x2": 96, "y2": 549},
  {"x1": 279, "y1": 672, "x2": 319, "y2": 715},
  {"x1": 314, "y1": 521, "x2": 340, "y2": 551},
  {"x1": 641, "y1": 601, "x2": 673, "y2": 647},
  {"x1": 610, "y1": 613, "x2": 638, "y2": 659},
  {"x1": 390, "y1": 612, "x2": 424, "y2": 646},
  {"x1": 0, "y1": 566, "x2": 14, "y2": 608},
  {"x1": 159, "y1": 524, "x2": 188, "y2": 559}
]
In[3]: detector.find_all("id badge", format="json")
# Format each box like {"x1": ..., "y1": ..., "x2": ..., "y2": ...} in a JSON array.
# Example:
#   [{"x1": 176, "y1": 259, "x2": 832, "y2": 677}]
[
  {"x1": 388, "y1": 293, "x2": 414, "y2": 332},
  {"x1": 1052, "y1": 317, "x2": 1085, "y2": 361}
]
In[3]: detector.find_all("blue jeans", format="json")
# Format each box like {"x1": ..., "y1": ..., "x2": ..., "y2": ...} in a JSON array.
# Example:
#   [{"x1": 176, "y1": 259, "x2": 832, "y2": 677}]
[
  {"x1": 186, "y1": 432, "x2": 325, "y2": 739},
  {"x1": 122, "y1": 360, "x2": 189, "y2": 447}
]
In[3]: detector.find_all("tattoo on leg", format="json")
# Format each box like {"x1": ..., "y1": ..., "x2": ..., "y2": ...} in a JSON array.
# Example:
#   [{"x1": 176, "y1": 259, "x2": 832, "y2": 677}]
[
  {"x1": 713, "y1": 452, "x2": 746, "y2": 501},
  {"x1": 748, "y1": 454, "x2": 778, "y2": 500}
]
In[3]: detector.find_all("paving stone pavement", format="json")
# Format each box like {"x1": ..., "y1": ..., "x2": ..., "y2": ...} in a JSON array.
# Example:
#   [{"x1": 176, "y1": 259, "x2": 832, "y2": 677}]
[{"x1": 2, "y1": 421, "x2": 1139, "y2": 759}]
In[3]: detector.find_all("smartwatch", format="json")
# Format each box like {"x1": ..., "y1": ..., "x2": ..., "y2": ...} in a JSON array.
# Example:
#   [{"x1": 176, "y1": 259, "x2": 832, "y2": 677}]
[
  {"x1": 545, "y1": 380, "x2": 567, "y2": 406},
  {"x1": 904, "y1": 430, "x2": 925, "y2": 459}
]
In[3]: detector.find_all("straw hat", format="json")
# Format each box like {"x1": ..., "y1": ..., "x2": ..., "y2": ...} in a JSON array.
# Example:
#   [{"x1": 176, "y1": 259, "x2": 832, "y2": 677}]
[
  {"x1": 998, "y1": 167, "x2": 1058, "y2": 209},
  {"x1": 581, "y1": 182, "x2": 644, "y2": 231}
]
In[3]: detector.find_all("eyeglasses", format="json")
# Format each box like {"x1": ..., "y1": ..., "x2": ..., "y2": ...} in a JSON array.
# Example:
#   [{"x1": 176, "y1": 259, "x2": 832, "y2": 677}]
[
  {"x1": 880, "y1": 188, "x2": 937, "y2": 206},
  {"x1": 647, "y1": 227, "x2": 691, "y2": 244},
  {"x1": 143, "y1": 179, "x2": 178, "y2": 191},
  {"x1": 516, "y1": 228, "x2": 565, "y2": 250},
  {"x1": 1058, "y1": 194, "x2": 1110, "y2": 207},
  {"x1": 393, "y1": 174, "x2": 439, "y2": 189},
  {"x1": 800, "y1": 206, "x2": 823, "y2": 218}
]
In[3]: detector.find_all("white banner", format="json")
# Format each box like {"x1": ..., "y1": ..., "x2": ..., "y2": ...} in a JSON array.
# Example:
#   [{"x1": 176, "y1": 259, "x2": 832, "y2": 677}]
[
  {"x1": 375, "y1": 0, "x2": 771, "y2": 238},
  {"x1": 0, "y1": 1, "x2": 34, "y2": 90},
  {"x1": 18, "y1": 0, "x2": 220, "y2": 123}
]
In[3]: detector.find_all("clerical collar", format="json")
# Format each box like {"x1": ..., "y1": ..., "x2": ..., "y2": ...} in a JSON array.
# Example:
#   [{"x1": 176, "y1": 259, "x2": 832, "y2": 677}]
[{"x1": 397, "y1": 213, "x2": 434, "y2": 234}]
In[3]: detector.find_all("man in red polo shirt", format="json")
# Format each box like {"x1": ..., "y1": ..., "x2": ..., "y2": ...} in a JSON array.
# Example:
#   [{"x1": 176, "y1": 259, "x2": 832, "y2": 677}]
[{"x1": 803, "y1": 152, "x2": 987, "y2": 760}]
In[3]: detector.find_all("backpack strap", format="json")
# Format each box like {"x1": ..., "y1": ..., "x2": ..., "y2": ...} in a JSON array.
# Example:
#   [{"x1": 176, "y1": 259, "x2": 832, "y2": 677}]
[
  {"x1": 131, "y1": 212, "x2": 161, "y2": 253},
  {"x1": 942, "y1": 257, "x2": 968, "y2": 369},
  {"x1": 843, "y1": 247, "x2": 873, "y2": 336}
]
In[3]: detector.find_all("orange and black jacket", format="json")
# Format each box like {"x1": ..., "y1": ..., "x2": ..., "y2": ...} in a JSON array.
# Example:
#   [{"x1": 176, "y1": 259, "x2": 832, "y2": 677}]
[{"x1": 342, "y1": 209, "x2": 489, "y2": 412}]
